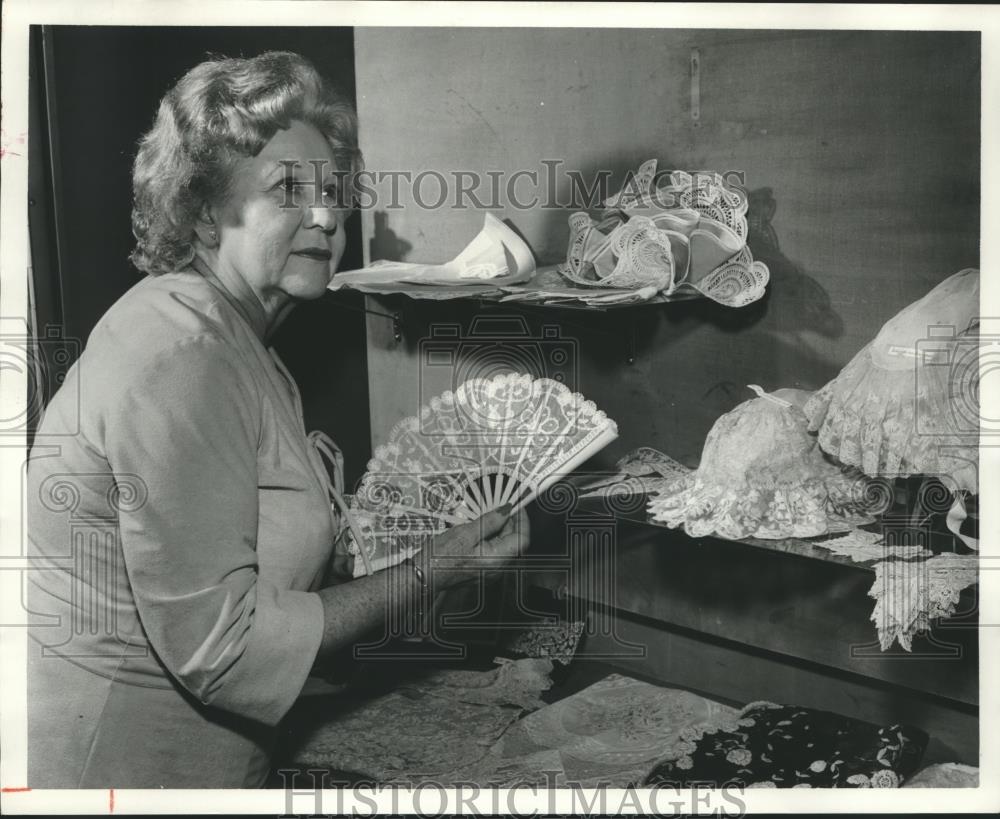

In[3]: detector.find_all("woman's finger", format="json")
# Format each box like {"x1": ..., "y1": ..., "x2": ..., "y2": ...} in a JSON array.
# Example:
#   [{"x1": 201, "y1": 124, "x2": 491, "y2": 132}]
[
  {"x1": 483, "y1": 508, "x2": 530, "y2": 559},
  {"x1": 476, "y1": 504, "x2": 513, "y2": 541}
]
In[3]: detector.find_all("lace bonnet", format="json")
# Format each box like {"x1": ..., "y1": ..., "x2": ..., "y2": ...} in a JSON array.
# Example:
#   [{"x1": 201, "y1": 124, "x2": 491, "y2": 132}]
[
  {"x1": 805, "y1": 268, "x2": 980, "y2": 493},
  {"x1": 648, "y1": 386, "x2": 875, "y2": 540}
]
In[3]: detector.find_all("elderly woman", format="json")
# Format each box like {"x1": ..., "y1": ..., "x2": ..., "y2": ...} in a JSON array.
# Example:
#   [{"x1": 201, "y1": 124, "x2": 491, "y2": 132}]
[{"x1": 26, "y1": 51, "x2": 528, "y2": 789}]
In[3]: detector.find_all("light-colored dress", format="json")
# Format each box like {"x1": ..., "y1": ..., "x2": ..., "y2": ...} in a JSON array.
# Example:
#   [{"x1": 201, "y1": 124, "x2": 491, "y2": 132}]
[{"x1": 26, "y1": 270, "x2": 340, "y2": 787}]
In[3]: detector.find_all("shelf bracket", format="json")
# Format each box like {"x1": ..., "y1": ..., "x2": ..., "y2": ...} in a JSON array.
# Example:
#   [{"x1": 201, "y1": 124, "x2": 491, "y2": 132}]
[
  {"x1": 326, "y1": 296, "x2": 404, "y2": 344},
  {"x1": 690, "y1": 48, "x2": 701, "y2": 126}
]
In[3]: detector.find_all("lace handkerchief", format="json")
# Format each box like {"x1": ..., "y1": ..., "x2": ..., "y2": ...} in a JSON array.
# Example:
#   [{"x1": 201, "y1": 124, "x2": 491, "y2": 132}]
[
  {"x1": 497, "y1": 673, "x2": 739, "y2": 787},
  {"x1": 868, "y1": 553, "x2": 978, "y2": 651},
  {"x1": 814, "y1": 529, "x2": 932, "y2": 563},
  {"x1": 284, "y1": 658, "x2": 553, "y2": 783},
  {"x1": 331, "y1": 213, "x2": 536, "y2": 289},
  {"x1": 580, "y1": 447, "x2": 692, "y2": 499}
]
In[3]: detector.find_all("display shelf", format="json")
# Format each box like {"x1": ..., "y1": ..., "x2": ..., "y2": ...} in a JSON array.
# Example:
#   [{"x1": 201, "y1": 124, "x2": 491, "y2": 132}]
[
  {"x1": 572, "y1": 490, "x2": 884, "y2": 571},
  {"x1": 331, "y1": 264, "x2": 705, "y2": 310},
  {"x1": 567, "y1": 480, "x2": 975, "y2": 572},
  {"x1": 524, "y1": 496, "x2": 980, "y2": 709}
]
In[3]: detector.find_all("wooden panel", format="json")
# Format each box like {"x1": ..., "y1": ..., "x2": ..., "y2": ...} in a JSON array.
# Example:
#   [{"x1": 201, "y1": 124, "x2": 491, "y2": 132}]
[
  {"x1": 582, "y1": 616, "x2": 978, "y2": 766},
  {"x1": 354, "y1": 29, "x2": 979, "y2": 466}
]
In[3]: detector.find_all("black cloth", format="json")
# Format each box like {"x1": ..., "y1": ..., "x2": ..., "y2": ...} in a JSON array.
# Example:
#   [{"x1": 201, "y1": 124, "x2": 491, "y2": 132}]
[{"x1": 644, "y1": 702, "x2": 927, "y2": 788}]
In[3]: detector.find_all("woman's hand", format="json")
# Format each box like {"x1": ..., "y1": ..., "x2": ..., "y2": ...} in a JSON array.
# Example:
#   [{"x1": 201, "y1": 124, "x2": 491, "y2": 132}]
[
  {"x1": 314, "y1": 505, "x2": 530, "y2": 664},
  {"x1": 420, "y1": 504, "x2": 531, "y2": 590}
]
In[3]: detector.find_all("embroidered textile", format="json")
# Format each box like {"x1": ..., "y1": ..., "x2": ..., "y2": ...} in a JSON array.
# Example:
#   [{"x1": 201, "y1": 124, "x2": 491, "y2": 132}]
[{"x1": 644, "y1": 702, "x2": 927, "y2": 788}]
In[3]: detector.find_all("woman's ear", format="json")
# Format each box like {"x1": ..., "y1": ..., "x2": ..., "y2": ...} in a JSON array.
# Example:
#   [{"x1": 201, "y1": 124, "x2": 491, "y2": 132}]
[{"x1": 193, "y1": 203, "x2": 219, "y2": 248}]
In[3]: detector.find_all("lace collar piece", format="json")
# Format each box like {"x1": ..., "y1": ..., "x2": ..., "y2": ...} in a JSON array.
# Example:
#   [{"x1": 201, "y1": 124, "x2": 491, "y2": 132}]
[{"x1": 557, "y1": 159, "x2": 769, "y2": 307}]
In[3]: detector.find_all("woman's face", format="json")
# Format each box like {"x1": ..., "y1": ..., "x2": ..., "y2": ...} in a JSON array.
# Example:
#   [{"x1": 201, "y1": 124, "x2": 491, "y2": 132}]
[{"x1": 210, "y1": 119, "x2": 348, "y2": 311}]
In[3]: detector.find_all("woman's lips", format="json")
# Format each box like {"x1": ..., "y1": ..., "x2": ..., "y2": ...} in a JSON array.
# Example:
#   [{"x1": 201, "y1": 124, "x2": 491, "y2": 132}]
[{"x1": 293, "y1": 248, "x2": 333, "y2": 261}]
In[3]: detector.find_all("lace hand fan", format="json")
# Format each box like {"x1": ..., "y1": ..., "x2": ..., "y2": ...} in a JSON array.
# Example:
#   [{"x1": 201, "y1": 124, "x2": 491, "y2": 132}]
[{"x1": 349, "y1": 373, "x2": 618, "y2": 575}]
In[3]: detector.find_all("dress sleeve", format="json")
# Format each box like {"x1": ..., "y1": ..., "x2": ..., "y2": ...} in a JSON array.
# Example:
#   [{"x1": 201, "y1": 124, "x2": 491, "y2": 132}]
[{"x1": 104, "y1": 334, "x2": 324, "y2": 726}]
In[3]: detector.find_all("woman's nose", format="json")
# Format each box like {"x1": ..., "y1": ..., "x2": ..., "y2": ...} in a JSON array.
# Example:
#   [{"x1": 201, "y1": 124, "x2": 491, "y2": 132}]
[{"x1": 306, "y1": 206, "x2": 339, "y2": 234}]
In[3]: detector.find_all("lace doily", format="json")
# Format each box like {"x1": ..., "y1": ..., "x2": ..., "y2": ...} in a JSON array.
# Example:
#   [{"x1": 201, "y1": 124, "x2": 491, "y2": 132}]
[
  {"x1": 806, "y1": 269, "x2": 979, "y2": 493},
  {"x1": 814, "y1": 529, "x2": 932, "y2": 563},
  {"x1": 648, "y1": 387, "x2": 877, "y2": 540},
  {"x1": 868, "y1": 553, "x2": 978, "y2": 651},
  {"x1": 519, "y1": 673, "x2": 739, "y2": 768},
  {"x1": 903, "y1": 762, "x2": 979, "y2": 788},
  {"x1": 673, "y1": 245, "x2": 769, "y2": 307},
  {"x1": 559, "y1": 213, "x2": 675, "y2": 291},
  {"x1": 652, "y1": 169, "x2": 750, "y2": 242},
  {"x1": 501, "y1": 621, "x2": 585, "y2": 665},
  {"x1": 286, "y1": 659, "x2": 553, "y2": 783}
]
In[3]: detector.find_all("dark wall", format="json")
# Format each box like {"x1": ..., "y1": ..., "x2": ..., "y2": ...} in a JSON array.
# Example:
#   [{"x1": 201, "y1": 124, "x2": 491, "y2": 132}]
[{"x1": 29, "y1": 26, "x2": 372, "y2": 483}]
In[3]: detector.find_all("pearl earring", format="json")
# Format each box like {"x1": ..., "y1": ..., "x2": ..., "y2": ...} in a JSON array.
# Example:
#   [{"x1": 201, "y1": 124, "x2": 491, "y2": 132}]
[{"x1": 209, "y1": 229, "x2": 217, "y2": 243}]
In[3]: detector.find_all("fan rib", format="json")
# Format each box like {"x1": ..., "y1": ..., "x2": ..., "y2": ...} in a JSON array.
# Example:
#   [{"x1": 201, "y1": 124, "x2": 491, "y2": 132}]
[
  {"x1": 508, "y1": 413, "x2": 581, "y2": 507},
  {"x1": 512, "y1": 425, "x2": 619, "y2": 513},
  {"x1": 492, "y1": 384, "x2": 518, "y2": 507}
]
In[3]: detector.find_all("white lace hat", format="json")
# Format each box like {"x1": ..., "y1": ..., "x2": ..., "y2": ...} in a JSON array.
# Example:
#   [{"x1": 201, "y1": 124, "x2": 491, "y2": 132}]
[
  {"x1": 648, "y1": 386, "x2": 876, "y2": 540},
  {"x1": 805, "y1": 269, "x2": 980, "y2": 493}
]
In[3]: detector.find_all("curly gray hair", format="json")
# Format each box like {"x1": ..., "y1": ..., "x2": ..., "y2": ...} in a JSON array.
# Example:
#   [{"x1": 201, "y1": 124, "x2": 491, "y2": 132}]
[{"x1": 130, "y1": 51, "x2": 360, "y2": 275}]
